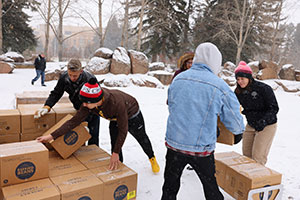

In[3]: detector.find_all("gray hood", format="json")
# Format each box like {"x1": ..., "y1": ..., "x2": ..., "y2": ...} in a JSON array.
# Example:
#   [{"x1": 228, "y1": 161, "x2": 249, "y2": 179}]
[{"x1": 193, "y1": 42, "x2": 222, "y2": 75}]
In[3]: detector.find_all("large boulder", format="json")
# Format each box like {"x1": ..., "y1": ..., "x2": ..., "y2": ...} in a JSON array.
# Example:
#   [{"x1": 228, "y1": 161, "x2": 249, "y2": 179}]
[
  {"x1": 149, "y1": 62, "x2": 165, "y2": 71},
  {"x1": 86, "y1": 57, "x2": 110, "y2": 74},
  {"x1": 223, "y1": 61, "x2": 236, "y2": 72},
  {"x1": 110, "y1": 47, "x2": 131, "y2": 75},
  {"x1": 248, "y1": 61, "x2": 260, "y2": 77},
  {"x1": 128, "y1": 50, "x2": 149, "y2": 74},
  {"x1": 256, "y1": 68, "x2": 278, "y2": 80},
  {"x1": 148, "y1": 71, "x2": 173, "y2": 85},
  {"x1": 279, "y1": 64, "x2": 295, "y2": 81},
  {"x1": 94, "y1": 47, "x2": 113, "y2": 59},
  {"x1": 295, "y1": 70, "x2": 300, "y2": 81},
  {"x1": 0, "y1": 61, "x2": 15, "y2": 73},
  {"x1": 45, "y1": 69, "x2": 64, "y2": 81},
  {"x1": 3, "y1": 52, "x2": 25, "y2": 62},
  {"x1": 259, "y1": 60, "x2": 279, "y2": 72}
]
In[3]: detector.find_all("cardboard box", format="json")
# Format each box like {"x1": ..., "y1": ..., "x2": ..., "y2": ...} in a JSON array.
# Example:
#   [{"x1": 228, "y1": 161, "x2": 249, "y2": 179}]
[
  {"x1": 215, "y1": 151, "x2": 255, "y2": 187},
  {"x1": 50, "y1": 170, "x2": 104, "y2": 200},
  {"x1": 224, "y1": 162, "x2": 282, "y2": 200},
  {"x1": 0, "y1": 134, "x2": 20, "y2": 144},
  {"x1": 0, "y1": 140, "x2": 49, "y2": 187},
  {"x1": 52, "y1": 103, "x2": 77, "y2": 123},
  {"x1": 74, "y1": 145, "x2": 111, "y2": 169},
  {"x1": 49, "y1": 151, "x2": 87, "y2": 177},
  {"x1": 0, "y1": 109, "x2": 20, "y2": 134},
  {"x1": 90, "y1": 164, "x2": 137, "y2": 200},
  {"x1": 20, "y1": 132, "x2": 43, "y2": 142},
  {"x1": 217, "y1": 117, "x2": 235, "y2": 145},
  {"x1": 0, "y1": 178, "x2": 60, "y2": 200},
  {"x1": 42, "y1": 114, "x2": 91, "y2": 159},
  {"x1": 18, "y1": 104, "x2": 56, "y2": 134},
  {"x1": 15, "y1": 91, "x2": 70, "y2": 107}
]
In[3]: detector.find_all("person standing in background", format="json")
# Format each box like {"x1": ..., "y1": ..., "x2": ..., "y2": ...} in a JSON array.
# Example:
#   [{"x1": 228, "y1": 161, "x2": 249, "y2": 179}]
[
  {"x1": 32, "y1": 54, "x2": 47, "y2": 86},
  {"x1": 234, "y1": 61, "x2": 279, "y2": 165},
  {"x1": 172, "y1": 52, "x2": 194, "y2": 81}
]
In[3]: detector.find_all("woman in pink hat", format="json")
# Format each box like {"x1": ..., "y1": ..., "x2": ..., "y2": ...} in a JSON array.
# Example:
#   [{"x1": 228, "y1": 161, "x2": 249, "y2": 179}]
[{"x1": 234, "y1": 61, "x2": 279, "y2": 165}]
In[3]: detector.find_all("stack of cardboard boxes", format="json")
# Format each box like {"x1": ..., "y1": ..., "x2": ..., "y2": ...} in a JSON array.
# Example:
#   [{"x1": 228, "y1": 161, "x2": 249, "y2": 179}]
[
  {"x1": 0, "y1": 103, "x2": 76, "y2": 144},
  {"x1": 215, "y1": 151, "x2": 282, "y2": 200},
  {"x1": 0, "y1": 104, "x2": 138, "y2": 200}
]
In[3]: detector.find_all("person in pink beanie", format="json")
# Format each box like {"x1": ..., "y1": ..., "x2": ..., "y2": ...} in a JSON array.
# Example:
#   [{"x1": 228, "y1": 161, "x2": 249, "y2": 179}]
[{"x1": 234, "y1": 61, "x2": 279, "y2": 165}]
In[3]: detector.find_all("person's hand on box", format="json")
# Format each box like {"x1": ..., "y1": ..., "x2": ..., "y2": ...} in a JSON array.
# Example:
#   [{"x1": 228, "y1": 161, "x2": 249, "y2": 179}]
[
  {"x1": 34, "y1": 105, "x2": 51, "y2": 119},
  {"x1": 36, "y1": 135, "x2": 53, "y2": 143},
  {"x1": 109, "y1": 152, "x2": 120, "y2": 170}
]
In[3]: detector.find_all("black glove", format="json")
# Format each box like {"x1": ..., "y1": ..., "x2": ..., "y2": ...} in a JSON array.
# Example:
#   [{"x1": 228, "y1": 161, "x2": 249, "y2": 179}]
[
  {"x1": 254, "y1": 119, "x2": 267, "y2": 132},
  {"x1": 234, "y1": 134, "x2": 243, "y2": 144}
]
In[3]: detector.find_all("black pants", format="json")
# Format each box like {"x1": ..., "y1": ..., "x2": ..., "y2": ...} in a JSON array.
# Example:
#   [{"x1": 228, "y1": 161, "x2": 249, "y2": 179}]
[
  {"x1": 161, "y1": 149, "x2": 224, "y2": 200},
  {"x1": 85, "y1": 113, "x2": 100, "y2": 146},
  {"x1": 109, "y1": 111, "x2": 154, "y2": 162}
]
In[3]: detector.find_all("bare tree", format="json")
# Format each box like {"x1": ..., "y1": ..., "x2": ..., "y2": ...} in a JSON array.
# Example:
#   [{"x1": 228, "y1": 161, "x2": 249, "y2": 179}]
[
  {"x1": 37, "y1": 0, "x2": 57, "y2": 58},
  {"x1": 121, "y1": 0, "x2": 129, "y2": 48}
]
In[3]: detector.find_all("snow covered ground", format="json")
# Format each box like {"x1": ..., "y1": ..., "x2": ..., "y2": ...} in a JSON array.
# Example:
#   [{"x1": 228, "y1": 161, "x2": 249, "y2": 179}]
[{"x1": 1, "y1": 67, "x2": 300, "y2": 200}]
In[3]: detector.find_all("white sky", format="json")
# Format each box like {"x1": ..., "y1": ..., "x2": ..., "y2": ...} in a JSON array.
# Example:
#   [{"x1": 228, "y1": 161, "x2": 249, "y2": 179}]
[{"x1": 1, "y1": 65, "x2": 300, "y2": 199}]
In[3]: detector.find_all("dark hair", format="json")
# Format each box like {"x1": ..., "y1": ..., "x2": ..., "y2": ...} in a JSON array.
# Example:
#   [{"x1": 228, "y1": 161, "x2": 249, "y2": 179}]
[
  {"x1": 234, "y1": 78, "x2": 253, "y2": 94},
  {"x1": 181, "y1": 58, "x2": 193, "y2": 71}
]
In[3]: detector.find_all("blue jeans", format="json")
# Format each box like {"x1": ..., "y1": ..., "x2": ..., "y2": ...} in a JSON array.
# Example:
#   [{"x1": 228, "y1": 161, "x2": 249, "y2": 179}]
[{"x1": 32, "y1": 69, "x2": 45, "y2": 85}]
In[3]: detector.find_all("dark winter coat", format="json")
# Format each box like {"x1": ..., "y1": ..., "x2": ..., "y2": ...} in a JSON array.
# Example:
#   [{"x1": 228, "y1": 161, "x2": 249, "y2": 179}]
[
  {"x1": 50, "y1": 88, "x2": 140, "y2": 154},
  {"x1": 45, "y1": 70, "x2": 96, "y2": 110},
  {"x1": 34, "y1": 55, "x2": 46, "y2": 71},
  {"x1": 235, "y1": 80, "x2": 279, "y2": 131}
]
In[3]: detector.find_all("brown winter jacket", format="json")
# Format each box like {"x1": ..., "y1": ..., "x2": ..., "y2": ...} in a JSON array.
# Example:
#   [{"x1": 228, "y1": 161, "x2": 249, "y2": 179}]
[{"x1": 51, "y1": 88, "x2": 139, "y2": 154}]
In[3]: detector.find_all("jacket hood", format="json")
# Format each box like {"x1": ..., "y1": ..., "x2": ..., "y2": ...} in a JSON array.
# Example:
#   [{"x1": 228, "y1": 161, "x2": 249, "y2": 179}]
[{"x1": 193, "y1": 42, "x2": 222, "y2": 75}]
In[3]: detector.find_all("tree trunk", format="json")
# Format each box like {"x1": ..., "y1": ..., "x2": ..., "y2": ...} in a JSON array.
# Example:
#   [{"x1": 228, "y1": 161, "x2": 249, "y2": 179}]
[
  {"x1": 98, "y1": 0, "x2": 103, "y2": 47},
  {"x1": 121, "y1": 0, "x2": 129, "y2": 48},
  {"x1": 44, "y1": 0, "x2": 51, "y2": 58},
  {"x1": 137, "y1": 0, "x2": 146, "y2": 51},
  {"x1": 58, "y1": 0, "x2": 63, "y2": 61},
  {"x1": 0, "y1": 0, "x2": 3, "y2": 54}
]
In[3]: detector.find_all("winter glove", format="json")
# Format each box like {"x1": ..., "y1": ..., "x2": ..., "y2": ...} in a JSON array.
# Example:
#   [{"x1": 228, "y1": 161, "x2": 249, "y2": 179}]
[
  {"x1": 216, "y1": 126, "x2": 220, "y2": 138},
  {"x1": 234, "y1": 134, "x2": 243, "y2": 144},
  {"x1": 254, "y1": 119, "x2": 267, "y2": 132},
  {"x1": 34, "y1": 105, "x2": 51, "y2": 119}
]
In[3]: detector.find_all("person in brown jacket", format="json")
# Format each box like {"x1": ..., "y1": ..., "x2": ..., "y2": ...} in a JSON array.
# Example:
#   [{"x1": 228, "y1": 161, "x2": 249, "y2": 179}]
[{"x1": 37, "y1": 78, "x2": 160, "y2": 173}]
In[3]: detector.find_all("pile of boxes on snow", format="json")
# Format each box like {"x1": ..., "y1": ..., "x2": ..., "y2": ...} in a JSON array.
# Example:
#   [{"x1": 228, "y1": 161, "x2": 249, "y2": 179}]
[
  {"x1": 0, "y1": 101, "x2": 137, "y2": 200},
  {"x1": 215, "y1": 120, "x2": 282, "y2": 200}
]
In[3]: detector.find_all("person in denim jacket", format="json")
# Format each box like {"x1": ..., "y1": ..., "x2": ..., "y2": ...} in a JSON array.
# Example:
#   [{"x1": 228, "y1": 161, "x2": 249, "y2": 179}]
[{"x1": 161, "y1": 42, "x2": 245, "y2": 200}]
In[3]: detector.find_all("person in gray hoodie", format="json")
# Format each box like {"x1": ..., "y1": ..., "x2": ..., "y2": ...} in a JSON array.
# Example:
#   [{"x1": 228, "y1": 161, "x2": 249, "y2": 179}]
[{"x1": 161, "y1": 42, "x2": 244, "y2": 200}]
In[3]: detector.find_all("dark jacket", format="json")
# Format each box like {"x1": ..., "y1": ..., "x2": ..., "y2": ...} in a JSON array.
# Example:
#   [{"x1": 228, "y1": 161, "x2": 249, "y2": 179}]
[
  {"x1": 235, "y1": 80, "x2": 279, "y2": 131},
  {"x1": 45, "y1": 70, "x2": 95, "y2": 110},
  {"x1": 51, "y1": 88, "x2": 139, "y2": 154},
  {"x1": 34, "y1": 55, "x2": 46, "y2": 71}
]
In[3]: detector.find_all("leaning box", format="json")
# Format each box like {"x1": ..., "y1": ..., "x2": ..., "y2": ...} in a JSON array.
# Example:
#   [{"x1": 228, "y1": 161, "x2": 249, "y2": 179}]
[
  {"x1": 0, "y1": 140, "x2": 49, "y2": 187},
  {"x1": 42, "y1": 114, "x2": 91, "y2": 159}
]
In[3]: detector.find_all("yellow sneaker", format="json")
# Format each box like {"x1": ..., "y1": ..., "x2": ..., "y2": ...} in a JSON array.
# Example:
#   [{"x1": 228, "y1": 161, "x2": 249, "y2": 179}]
[{"x1": 149, "y1": 156, "x2": 160, "y2": 173}]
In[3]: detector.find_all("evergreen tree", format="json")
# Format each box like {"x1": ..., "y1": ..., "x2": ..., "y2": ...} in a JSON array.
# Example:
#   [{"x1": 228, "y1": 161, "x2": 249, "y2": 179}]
[
  {"x1": 103, "y1": 15, "x2": 122, "y2": 50},
  {"x1": 2, "y1": 0, "x2": 38, "y2": 53},
  {"x1": 138, "y1": 0, "x2": 188, "y2": 62}
]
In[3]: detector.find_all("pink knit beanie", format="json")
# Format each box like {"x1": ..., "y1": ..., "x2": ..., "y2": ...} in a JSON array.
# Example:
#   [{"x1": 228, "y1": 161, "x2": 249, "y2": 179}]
[{"x1": 234, "y1": 61, "x2": 253, "y2": 79}]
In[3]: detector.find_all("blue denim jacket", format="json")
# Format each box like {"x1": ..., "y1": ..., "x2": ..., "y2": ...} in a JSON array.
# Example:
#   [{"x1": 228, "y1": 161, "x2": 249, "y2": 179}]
[{"x1": 166, "y1": 63, "x2": 245, "y2": 152}]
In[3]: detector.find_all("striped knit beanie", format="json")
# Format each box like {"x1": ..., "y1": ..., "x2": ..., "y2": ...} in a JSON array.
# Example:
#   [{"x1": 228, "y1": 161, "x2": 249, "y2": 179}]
[
  {"x1": 79, "y1": 78, "x2": 103, "y2": 103},
  {"x1": 234, "y1": 61, "x2": 253, "y2": 79}
]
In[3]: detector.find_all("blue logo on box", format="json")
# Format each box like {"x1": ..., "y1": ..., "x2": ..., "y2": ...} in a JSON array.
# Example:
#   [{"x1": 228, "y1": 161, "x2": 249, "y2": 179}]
[
  {"x1": 64, "y1": 131, "x2": 78, "y2": 145},
  {"x1": 114, "y1": 185, "x2": 128, "y2": 200},
  {"x1": 78, "y1": 196, "x2": 91, "y2": 200},
  {"x1": 15, "y1": 162, "x2": 36, "y2": 180}
]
